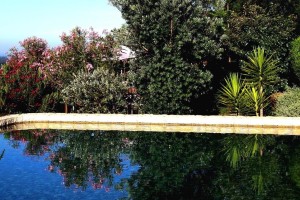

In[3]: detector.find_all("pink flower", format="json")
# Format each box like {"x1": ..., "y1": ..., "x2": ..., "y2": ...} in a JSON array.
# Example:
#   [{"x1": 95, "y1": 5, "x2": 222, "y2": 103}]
[
  {"x1": 92, "y1": 182, "x2": 103, "y2": 190},
  {"x1": 86, "y1": 63, "x2": 93, "y2": 71}
]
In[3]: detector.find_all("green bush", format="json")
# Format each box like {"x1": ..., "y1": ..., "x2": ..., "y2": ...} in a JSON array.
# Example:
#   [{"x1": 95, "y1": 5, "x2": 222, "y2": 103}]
[
  {"x1": 291, "y1": 37, "x2": 300, "y2": 82},
  {"x1": 61, "y1": 67, "x2": 127, "y2": 113},
  {"x1": 218, "y1": 73, "x2": 246, "y2": 116},
  {"x1": 274, "y1": 87, "x2": 300, "y2": 117}
]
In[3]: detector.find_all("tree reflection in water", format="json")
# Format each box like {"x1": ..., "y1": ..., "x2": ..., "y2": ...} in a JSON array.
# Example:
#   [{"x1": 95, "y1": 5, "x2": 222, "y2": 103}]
[
  {"x1": 0, "y1": 149, "x2": 4, "y2": 160},
  {"x1": 3, "y1": 130, "x2": 300, "y2": 199},
  {"x1": 4, "y1": 130, "x2": 132, "y2": 192}
]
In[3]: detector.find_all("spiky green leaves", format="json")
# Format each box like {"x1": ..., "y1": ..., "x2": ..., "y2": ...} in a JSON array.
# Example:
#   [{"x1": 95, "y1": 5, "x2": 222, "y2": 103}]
[
  {"x1": 218, "y1": 73, "x2": 246, "y2": 115},
  {"x1": 219, "y1": 47, "x2": 279, "y2": 116},
  {"x1": 242, "y1": 47, "x2": 279, "y2": 116},
  {"x1": 245, "y1": 86, "x2": 269, "y2": 116},
  {"x1": 241, "y1": 47, "x2": 279, "y2": 89}
]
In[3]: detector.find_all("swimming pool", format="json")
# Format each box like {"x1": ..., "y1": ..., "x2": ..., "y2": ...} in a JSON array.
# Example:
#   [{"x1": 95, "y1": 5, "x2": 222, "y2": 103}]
[{"x1": 0, "y1": 129, "x2": 299, "y2": 199}]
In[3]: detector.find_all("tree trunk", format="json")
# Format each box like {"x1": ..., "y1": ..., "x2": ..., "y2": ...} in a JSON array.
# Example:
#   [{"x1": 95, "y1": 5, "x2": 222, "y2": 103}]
[
  {"x1": 64, "y1": 103, "x2": 68, "y2": 113},
  {"x1": 259, "y1": 85, "x2": 263, "y2": 117}
]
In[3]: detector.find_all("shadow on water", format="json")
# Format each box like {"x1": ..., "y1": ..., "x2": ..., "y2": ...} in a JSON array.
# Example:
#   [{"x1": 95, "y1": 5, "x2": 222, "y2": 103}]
[{"x1": 1, "y1": 129, "x2": 300, "y2": 199}]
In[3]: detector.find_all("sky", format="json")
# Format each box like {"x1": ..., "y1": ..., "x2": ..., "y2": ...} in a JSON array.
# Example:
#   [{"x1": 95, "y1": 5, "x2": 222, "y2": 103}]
[{"x1": 0, "y1": 0, "x2": 125, "y2": 56}]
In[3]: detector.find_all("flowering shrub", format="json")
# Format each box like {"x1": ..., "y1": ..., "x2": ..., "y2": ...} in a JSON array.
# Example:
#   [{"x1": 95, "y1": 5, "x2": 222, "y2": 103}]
[
  {"x1": 40, "y1": 27, "x2": 126, "y2": 112},
  {"x1": 274, "y1": 87, "x2": 300, "y2": 117},
  {"x1": 1, "y1": 37, "x2": 49, "y2": 113},
  {"x1": 0, "y1": 68, "x2": 7, "y2": 110},
  {"x1": 43, "y1": 27, "x2": 121, "y2": 91},
  {"x1": 61, "y1": 67, "x2": 127, "y2": 113},
  {"x1": 0, "y1": 27, "x2": 130, "y2": 113}
]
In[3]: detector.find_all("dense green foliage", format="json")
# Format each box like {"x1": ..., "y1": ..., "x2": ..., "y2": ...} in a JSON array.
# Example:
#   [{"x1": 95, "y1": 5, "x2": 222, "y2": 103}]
[
  {"x1": 61, "y1": 67, "x2": 127, "y2": 113},
  {"x1": 0, "y1": 28, "x2": 127, "y2": 114},
  {"x1": 291, "y1": 37, "x2": 300, "y2": 83},
  {"x1": 0, "y1": 1, "x2": 299, "y2": 115},
  {"x1": 226, "y1": 0, "x2": 300, "y2": 34},
  {"x1": 227, "y1": 5, "x2": 296, "y2": 76},
  {"x1": 274, "y1": 87, "x2": 300, "y2": 117},
  {"x1": 227, "y1": 0, "x2": 300, "y2": 15},
  {"x1": 108, "y1": 0, "x2": 298, "y2": 115},
  {"x1": 42, "y1": 27, "x2": 122, "y2": 111},
  {"x1": 110, "y1": 0, "x2": 224, "y2": 114}
]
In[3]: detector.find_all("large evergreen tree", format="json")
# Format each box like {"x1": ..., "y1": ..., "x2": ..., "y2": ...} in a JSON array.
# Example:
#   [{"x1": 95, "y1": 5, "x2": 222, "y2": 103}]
[
  {"x1": 110, "y1": 0, "x2": 224, "y2": 114},
  {"x1": 227, "y1": 4, "x2": 296, "y2": 58},
  {"x1": 226, "y1": 4, "x2": 296, "y2": 87}
]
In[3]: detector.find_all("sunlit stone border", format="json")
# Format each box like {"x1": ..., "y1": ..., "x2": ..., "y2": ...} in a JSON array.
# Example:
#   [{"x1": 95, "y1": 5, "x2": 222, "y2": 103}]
[{"x1": 1, "y1": 113, "x2": 300, "y2": 135}]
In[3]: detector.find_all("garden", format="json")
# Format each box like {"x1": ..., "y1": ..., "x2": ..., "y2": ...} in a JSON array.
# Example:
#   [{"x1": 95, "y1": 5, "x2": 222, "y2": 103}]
[
  {"x1": 1, "y1": 1, "x2": 300, "y2": 199},
  {"x1": 0, "y1": 1, "x2": 300, "y2": 117}
]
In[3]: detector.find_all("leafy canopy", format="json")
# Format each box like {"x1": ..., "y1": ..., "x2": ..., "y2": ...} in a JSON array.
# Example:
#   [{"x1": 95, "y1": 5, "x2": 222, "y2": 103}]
[
  {"x1": 110, "y1": 0, "x2": 224, "y2": 114},
  {"x1": 291, "y1": 37, "x2": 300, "y2": 83}
]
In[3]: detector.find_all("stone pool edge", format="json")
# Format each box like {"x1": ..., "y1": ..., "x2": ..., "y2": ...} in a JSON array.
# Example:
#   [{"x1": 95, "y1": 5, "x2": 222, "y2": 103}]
[{"x1": 0, "y1": 113, "x2": 300, "y2": 135}]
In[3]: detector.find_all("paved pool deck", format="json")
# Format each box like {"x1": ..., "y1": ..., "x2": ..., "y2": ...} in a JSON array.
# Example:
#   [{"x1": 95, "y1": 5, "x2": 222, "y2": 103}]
[{"x1": 0, "y1": 113, "x2": 300, "y2": 135}]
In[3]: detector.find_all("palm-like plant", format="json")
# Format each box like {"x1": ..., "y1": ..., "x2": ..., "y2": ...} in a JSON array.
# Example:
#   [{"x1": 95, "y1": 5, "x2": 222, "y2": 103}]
[
  {"x1": 241, "y1": 47, "x2": 279, "y2": 116},
  {"x1": 246, "y1": 86, "x2": 269, "y2": 117},
  {"x1": 218, "y1": 73, "x2": 246, "y2": 116}
]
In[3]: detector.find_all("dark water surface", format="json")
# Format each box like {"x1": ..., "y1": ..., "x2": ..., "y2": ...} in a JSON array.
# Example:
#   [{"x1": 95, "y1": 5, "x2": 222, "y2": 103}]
[{"x1": 0, "y1": 130, "x2": 300, "y2": 200}]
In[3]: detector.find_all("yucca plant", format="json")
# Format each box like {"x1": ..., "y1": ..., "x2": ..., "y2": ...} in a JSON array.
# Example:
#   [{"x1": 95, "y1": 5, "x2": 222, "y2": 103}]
[
  {"x1": 241, "y1": 47, "x2": 279, "y2": 116},
  {"x1": 218, "y1": 73, "x2": 246, "y2": 116},
  {"x1": 246, "y1": 86, "x2": 269, "y2": 117}
]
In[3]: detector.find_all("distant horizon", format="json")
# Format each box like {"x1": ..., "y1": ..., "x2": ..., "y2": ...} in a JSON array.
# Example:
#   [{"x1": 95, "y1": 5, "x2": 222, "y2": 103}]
[{"x1": 0, "y1": 0, "x2": 125, "y2": 56}]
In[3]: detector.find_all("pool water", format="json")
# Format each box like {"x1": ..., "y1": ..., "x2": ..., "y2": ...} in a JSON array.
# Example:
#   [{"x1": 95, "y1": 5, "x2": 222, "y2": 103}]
[{"x1": 0, "y1": 130, "x2": 300, "y2": 199}]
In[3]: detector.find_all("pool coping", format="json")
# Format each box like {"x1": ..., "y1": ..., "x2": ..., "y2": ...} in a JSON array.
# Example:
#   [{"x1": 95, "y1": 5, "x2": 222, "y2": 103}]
[{"x1": 1, "y1": 113, "x2": 300, "y2": 135}]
